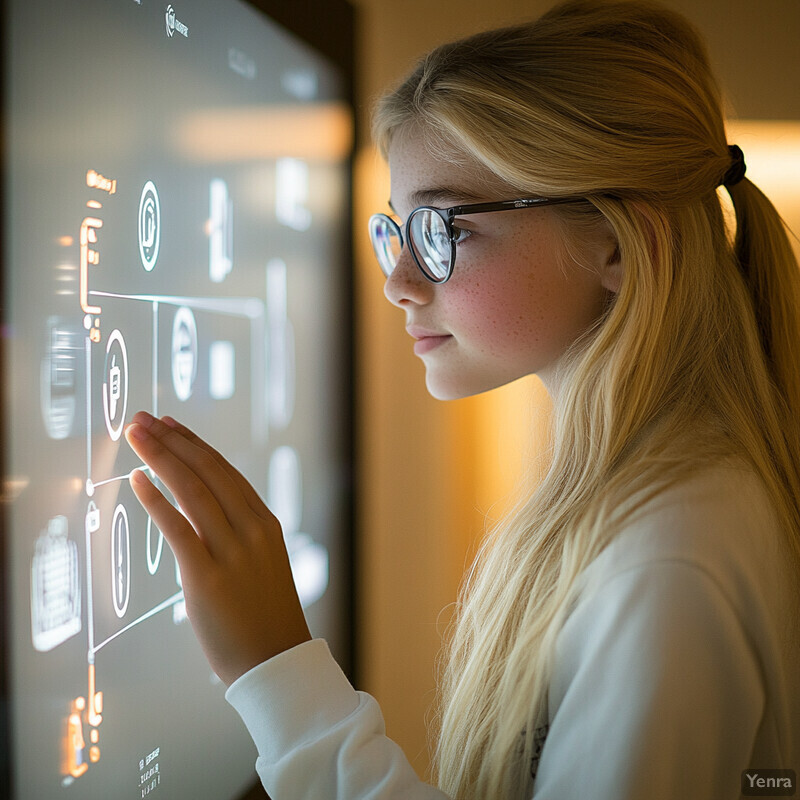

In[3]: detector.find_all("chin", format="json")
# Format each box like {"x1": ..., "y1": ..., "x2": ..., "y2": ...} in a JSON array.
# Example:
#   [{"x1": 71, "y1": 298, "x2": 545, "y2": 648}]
[{"x1": 424, "y1": 372, "x2": 509, "y2": 401}]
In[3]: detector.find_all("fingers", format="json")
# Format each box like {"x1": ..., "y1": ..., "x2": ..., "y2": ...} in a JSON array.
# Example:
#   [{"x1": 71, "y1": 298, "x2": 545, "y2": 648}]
[
  {"x1": 125, "y1": 416, "x2": 239, "y2": 557},
  {"x1": 129, "y1": 468, "x2": 210, "y2": 570},
  {"x1": 160, "y1": 415, "x2": 270, "y2": 519},
  {"x1": 125, "y1": 411, "x2": 275, "y2": 549}
]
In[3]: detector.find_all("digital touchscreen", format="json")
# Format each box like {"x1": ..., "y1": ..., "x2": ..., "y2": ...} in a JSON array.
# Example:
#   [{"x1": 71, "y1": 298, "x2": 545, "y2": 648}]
[{"x1": 2, "y1": 1, "x2": 353, "y2": 798}]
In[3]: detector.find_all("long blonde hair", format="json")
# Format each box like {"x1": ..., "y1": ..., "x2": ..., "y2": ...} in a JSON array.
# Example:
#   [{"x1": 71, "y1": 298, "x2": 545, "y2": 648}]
[{"x1": 372, "y1": 1, "x2": 800, "y2": 797}]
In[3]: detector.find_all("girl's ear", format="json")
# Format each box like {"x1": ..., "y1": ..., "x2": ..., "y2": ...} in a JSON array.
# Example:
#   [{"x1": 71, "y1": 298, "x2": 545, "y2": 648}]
[
  {"x1": 601, "y1": 245, "x2": 622, "y2": 294},
  {"x1": 600, "y1": 200, "x2": 664, "y2": 295}
]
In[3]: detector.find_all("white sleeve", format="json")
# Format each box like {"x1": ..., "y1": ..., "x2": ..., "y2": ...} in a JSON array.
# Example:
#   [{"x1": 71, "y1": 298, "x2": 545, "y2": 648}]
[
  {"x1": 533, "y1": 559, "x2": 765, "y2": 799},
  {"x1": 225, "y1": 638, "x2": 450, "y2": 800}
]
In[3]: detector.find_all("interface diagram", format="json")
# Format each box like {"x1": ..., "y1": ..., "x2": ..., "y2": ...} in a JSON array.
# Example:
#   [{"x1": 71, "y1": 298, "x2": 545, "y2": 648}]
[{"x1": 33, "y1": 169, "x2": 330, "y2": 788}]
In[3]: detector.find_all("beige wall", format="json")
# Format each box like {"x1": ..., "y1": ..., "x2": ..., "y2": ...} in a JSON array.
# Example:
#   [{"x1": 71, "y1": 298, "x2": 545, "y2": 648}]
[{"x1": 349, "y1": 0, "x2": 800, "y2": 781}]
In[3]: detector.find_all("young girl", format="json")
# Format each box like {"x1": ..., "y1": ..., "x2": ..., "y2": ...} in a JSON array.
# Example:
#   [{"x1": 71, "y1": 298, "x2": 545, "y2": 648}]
[{"x1": 124, "y1": 0, "x2": 800, "y2": 797}]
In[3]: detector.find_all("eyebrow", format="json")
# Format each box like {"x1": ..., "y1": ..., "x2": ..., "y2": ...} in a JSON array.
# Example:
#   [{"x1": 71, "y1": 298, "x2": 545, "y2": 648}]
[{"x1": 387, "y1": 186, "x2": 486, "y2": 214}]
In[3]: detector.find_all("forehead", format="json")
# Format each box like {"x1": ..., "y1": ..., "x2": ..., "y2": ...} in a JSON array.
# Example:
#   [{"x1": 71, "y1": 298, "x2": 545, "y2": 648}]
[{"x1": 387, "y1": 125, "x2": 517, "y2": 212}]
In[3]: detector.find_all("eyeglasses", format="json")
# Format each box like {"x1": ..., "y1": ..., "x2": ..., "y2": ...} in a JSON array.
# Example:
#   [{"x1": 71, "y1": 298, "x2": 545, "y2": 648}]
[{"x1": 368, "y1": 196, "x2": 586, "y2": 284}]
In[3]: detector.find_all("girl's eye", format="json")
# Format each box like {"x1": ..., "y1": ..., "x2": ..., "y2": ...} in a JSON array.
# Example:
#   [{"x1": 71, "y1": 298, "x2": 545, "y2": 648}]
[{"x1": 452, "y1": 225, "x2": 472, "y2": 245}]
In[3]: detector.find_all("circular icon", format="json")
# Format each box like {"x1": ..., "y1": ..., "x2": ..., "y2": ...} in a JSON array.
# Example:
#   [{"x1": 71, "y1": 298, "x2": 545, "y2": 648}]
[
  {"x1": 171, "y1": 306, "x2": 197, "y2": 401},
  {"x1": 102, "y1": 329, "x2": 129, "y2": 441},
  {"x1": 111, "y1": 504, "x2": 131, "y2": 618},
  {"x1": 146, "y1": 514, "x2": 164, "y2": 575},
  {"x1": 138, "y1": 180, "x2": 160, "y2": 271}
]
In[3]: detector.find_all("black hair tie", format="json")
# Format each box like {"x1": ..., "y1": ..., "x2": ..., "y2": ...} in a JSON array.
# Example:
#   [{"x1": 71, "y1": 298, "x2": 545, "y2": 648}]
[{"x1": 722, "y1": 144, "x2": 746, "y2": 187}]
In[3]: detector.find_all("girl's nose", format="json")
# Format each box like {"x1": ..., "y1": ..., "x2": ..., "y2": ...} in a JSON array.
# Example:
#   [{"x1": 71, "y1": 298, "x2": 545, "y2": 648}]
[{"x1": 383, "y1": 248, "x2": 434, "y2": 308}]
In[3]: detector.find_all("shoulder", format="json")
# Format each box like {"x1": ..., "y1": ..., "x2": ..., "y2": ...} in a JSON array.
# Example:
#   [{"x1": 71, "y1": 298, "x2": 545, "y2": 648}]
[
  {"x1": 552, "y1": 455, "x2": 799, "y2": 706},
  {"x1": 572, "y1": 455, "x2": 791, "y2": 615}
]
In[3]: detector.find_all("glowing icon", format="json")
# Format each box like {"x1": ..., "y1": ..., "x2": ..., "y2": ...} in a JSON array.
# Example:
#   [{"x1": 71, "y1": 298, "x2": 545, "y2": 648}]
[
  {"x1": 209, "y1": 340, "x2": 235, "y2": 399},
  {"x1": 146, "y1": 482, "x2": 164, "y2": 576},
  {"x1": 288, "y1": 533, "x2": 329, "y2": 609},
  {"x1": 268, "y1": 446, "x2": 302, "y2": 535},
  {"x1": 79, "y1": 216, "x2": 103, "y2": 343},
  {"x1": 281, "y1": 68, "x2": 318, "y2": 101},
  {"x1": 65, "y1": 697, "x2": 88, "y2": 779},
  {"x1": 209, "y1": 179, "x2": 233, "y2": 283},
  {"x1": 275, "y1": 158, "x2": 311, "y2": 231},
  {"x1": 40, "y1": 319, "x2": 77, "y2": 440},
  {"x1": 109, "y1": 355, "x2": 120, "y2": 419},
  {"x1": 138, "y1": 181, "x2": 160, "y2": 271},
  {"x1": 31, "y1": 516, "x2": 81, "y2": 651},
  {"x1": 165, "y1": 4, "x2": 189, "y2": 38},
  {"x1": 63, "y1": 664, "x2": 103, "y2": 781},
  {"x1": 267, "y1": 446, "x2": 328, "y2": 608},
  {"x1": 171, "y1": 306, "x2": 197, "y2": 401},
  {"x1": 267, "y1": 259, "x2": 295, "y2": 429},
  {"x1": 111, "y1": 504, "x2": 130, "y2": 618},
  {"x1": 85, "y1": 501, "x2": 100, "y2": 534},
  {"x1": 102, "y1": 329, "x2": 129, "y2": 441}
]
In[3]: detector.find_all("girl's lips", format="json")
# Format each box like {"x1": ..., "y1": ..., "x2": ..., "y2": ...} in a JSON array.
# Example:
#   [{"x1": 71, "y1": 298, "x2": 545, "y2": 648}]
[{"x1": 413, "y1": 334, "x2": 452, "y2": 355}]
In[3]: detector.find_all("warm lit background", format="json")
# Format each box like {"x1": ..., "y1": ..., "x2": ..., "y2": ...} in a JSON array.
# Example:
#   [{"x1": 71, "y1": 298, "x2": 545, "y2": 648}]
[{"x1": 349, "y1": 0, "x2": 800, "y2": 780}]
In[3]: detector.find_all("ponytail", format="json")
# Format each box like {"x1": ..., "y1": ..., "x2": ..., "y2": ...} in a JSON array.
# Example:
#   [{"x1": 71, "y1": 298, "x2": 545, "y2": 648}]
[{"x1": 729, "y1": 178, "x2": 800, "y2": 412}]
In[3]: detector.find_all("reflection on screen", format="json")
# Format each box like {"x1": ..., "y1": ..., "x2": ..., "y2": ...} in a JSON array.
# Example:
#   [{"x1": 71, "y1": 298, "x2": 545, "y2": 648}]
[{"x1": 4, "y1": 2, "x2": 352, "y2": 798}]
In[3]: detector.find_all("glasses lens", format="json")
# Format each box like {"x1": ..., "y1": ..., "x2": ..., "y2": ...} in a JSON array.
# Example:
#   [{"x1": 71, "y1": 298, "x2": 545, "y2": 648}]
[
  {"x1": 368, "y1": 214, "x2": 402, "y2": 277},
  {"x1": 409, "y1": 209, "x2": 452, "y2": 282}
]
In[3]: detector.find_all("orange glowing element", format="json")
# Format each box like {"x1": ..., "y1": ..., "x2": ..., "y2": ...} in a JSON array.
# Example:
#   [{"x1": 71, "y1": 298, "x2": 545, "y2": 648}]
[
  {"x1": 65, "y1": 699, "x2": 88, "y2": 778},
  {"x1": 63, "y1": 664, "x2": 104, "y2": 780},
  {"x1": 58, "y1": 235, "x2": 74, "y2": 247},
  {"x1": 87, "y1": 200, "x2": 102, "y2": 209},
  {"x1": 87, "y1": 663, "x2": 103, "y2": 727},
  {"x1": 79, "y1": 217, "x2": 103, "y2": 316},
  {"x1": 86, "y1": 169, "x2": 116, "y2": 194}
]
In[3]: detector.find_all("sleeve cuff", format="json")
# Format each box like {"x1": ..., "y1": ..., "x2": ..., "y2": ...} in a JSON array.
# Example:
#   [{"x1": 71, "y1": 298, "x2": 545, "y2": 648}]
[{"x1": 224, "y1": 638, "x2": 361, "y2": 762}]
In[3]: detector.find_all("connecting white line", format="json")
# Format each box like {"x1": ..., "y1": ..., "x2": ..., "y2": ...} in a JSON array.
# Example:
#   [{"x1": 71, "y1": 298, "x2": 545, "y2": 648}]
[
  {"x1": 90, "y1": 289, "x2": 264, "y2": 319},
  {"x1": 86, "y1": 466, "x2": 151, "y2": 496},
  {"x1": 85, "y1": 336, "x2": 92, "y2": 481},
  {"x1": 90, "y1": 590, "x2": 185, "y2": 657},
  {"x1": 152, "y1": 301, "x2": 159, "y2": 416}
]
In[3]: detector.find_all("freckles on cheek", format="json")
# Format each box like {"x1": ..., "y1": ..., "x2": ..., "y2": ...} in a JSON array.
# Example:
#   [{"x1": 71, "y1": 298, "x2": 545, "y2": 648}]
[{"x1": 450, "y1": 274, "x2": 551, "y2": 354}]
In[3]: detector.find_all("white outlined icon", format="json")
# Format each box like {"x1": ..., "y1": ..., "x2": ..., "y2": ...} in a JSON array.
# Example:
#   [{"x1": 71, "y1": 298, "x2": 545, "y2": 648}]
[
  {"x1": 31, "y1": 516, "x2": 82, "y2": 651},
  {"x1": 138, "y1": 181, "x2": 160, "y2": 271},
  {"x1": 267, "y1": 259, "x2": 295, "y2": 429},
  {"x1": 267, "y1": 446, "x2": 328, "y2": 608},
  {"x1": 146, "y1": 517, "x2": 164, "y2": 576},
  {"x1": 102, "y1": 330, "x2": 129, "y2": 441},
  {"x1": 111, "y1": 504, "x2": 131, "y2": 618},
  {"x1": 288, "y1": 533, "x2": 329, "y2": 609},
  {"x1": 41, "y1": 320, "x2": 77, "y2": 440},
  {"x1": 171, "y1": 306, "x2": 197, "y2": 401},
  {"x1": 275, "y1": 158, "x2": 311, "y2": 231},
  {"x1": 268, "y1": 446, "x2": 302, "y2": 536},
  {"x1": 209, "y1": 179, "x2": 233, "y2": 283},
  {"x1": 165, "y1": 4, "x2": 188, "y2": 38},
  {"x1": 209, "y1": 340, "x2": 235, "y2": 399},
  {"x1": 85, "y1": 502, "x2": 100, "y2": 534}
]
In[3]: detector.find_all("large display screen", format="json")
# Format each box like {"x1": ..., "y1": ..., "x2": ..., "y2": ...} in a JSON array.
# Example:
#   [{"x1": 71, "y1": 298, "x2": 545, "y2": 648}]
[{"x1": 2, "y1": 1, "x2": 353, "y2": 797}]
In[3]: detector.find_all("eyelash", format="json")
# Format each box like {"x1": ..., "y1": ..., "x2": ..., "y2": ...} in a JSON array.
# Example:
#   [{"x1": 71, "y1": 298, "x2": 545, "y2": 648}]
[
  {"x1": 390, "y1": 216, "x2": 474, "y2": 245},
  {"x1": 452, "y1": 225, "x2": 473, "y2": 245}
]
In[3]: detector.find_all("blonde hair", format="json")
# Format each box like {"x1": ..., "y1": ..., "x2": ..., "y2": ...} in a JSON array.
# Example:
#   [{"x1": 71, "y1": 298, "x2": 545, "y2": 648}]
[{"x1": 372, "y1": 1, "x2": 800, "y2": 798}]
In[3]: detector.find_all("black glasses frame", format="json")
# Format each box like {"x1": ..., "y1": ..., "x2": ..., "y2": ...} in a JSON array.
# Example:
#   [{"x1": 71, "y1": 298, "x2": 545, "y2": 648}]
[{"x1": 369, "y1": 195, "x2": 587, "y2": 284}]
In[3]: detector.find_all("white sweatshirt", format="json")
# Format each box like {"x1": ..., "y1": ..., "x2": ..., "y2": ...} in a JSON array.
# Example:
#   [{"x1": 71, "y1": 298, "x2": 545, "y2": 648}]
[{"x1": 226, "y1": 457, "x2": 800, "y2": 799}]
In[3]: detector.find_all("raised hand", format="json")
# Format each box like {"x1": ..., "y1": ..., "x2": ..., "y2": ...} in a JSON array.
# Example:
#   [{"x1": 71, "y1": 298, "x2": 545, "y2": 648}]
[{"x1": 124, "y1": 411, "x2": 312, "y2": 686}]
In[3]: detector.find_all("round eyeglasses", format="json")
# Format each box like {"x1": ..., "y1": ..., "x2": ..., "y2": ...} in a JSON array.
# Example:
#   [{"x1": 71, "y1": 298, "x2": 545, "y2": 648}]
[{"x1": 368, "y1": 196, "x2": 586, "y2": 284}]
